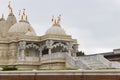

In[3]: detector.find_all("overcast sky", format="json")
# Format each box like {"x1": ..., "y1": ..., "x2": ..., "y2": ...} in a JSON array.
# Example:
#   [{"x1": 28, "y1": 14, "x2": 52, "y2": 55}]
[{"x1": 0, "y1": 0, "x2": 120, "y2": 54}]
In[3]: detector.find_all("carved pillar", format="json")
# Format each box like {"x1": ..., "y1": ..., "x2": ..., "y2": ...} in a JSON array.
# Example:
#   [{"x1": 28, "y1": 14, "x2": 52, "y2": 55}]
[
  {"x1": 39, "y1": 49, "x2": 42, "y2": 61},
  {"x1": 18, "y1": 41, "x2": 26, "y2": 61},
  {"x1": 73, "y1": 44, "x2": 79, "y2": 57},
  {"x1": 48, "y1": 49, "x2": 51, "y2": 55},
  {"x1": 46, "y1": 40, "x2": 53, "y2": 55},
  {"x1": 67, "y1": 42, "x2": 73, "y2": 56}
]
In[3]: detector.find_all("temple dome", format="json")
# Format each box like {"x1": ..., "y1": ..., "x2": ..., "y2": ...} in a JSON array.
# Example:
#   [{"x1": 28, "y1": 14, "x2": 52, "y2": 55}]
[
  {"x1": 8, "y1": 21, "x2": 36, "y2": 35},
  {"x1": 45, "y1": 24, "x2": 66, "y2": 35}
]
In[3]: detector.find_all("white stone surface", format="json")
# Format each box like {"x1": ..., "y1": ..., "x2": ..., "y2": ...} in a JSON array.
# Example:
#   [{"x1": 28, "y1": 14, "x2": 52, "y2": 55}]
[{"x1": 45, "y1": 25, "x2": 66, "y2": 35}]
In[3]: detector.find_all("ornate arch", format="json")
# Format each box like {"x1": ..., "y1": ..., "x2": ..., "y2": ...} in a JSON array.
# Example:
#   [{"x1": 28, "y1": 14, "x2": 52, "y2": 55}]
[
  {"x1": 51, "y1": 42, "x2": 69, "y2": 53},
  {"x1": 25, "y1": 43, "x2": 40, "y2": 57},
  {"x1": 39, "y1": 44, "x2": 46, "y2": 51},
  {"x1": 26, "y1": 43, "x2": 39, "y2": 51}
]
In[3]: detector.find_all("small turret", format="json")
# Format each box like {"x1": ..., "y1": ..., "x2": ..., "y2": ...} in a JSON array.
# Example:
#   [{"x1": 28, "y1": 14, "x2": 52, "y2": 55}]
[
  {"x1": 0, "y1": 14, "x2": 5, "y2": 21},
  {"x1": 6, "y1": 1, "x2": 17, "y2": 30},
  {"x1": 19, "y1": 9, "x2": 29, "y2": 24},
  {"x1": 0, "y1": 14, "x2": 6, "y2": 33}
]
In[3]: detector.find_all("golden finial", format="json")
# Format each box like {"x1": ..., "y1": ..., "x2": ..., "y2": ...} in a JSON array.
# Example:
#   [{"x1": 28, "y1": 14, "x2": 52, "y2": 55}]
[
  {"x1": 57, "y1": 14, "x2": 61, "y2": 24},
  {"x1": 8, "y1": 1, "x2": 13, "y2": 13},
  {"x1": 23, "y1": 8, "x2": 26, "y2": 16},
  {"x1": 26, "y1": 15, "x2": 28, "y2": 21},
  {"x1": 22, "y1": 8, "x2": 26, "y2": 20},
  {"x1": 52, "y1": 15, "x2": 61, "y2": 26},
  {"x1": 54, "y1": 19, "x2": 57, "y2": 24}
]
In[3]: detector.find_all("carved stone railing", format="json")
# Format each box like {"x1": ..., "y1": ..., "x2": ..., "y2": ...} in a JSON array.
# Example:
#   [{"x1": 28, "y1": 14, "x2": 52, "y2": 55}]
[
  {"x1": 75, "y1": 55, "x2": 111, "y2": 69},
  {"x1": 65, "y1": 53, "x2": 88, "y2": 68},
  {"x1": 65, "y1": 53, "x2": 76, "y2": 68},
  {"x1": 111, "y1": 61, "x2": 120, "y2": 68},
  {"x1": 96, "y1": 55, "x2": 111, "y2": 67},
  {"x1": 74, "y1": 56, "x2": 92, "y2": 68},
  {"x1": 41, "y1": 52, "x2": 65, "y2": 61}
]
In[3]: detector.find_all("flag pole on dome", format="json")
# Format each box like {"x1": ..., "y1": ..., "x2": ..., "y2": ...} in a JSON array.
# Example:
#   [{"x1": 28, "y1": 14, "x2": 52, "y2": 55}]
[
  {"x1": 23, "y1": 8, "x2": 26, "y2": 20},
  {"x1": 26, "y1": 15, "x2": 28, "y2": 21},
  {"x1": 8, "y1": 1, "x2": 12, "y2": 13},
  {"x1": 23, "y1": 8, "x2": 26, "y2": 16},
  {"x1": 57, "y1": 14, "x2": 61, "y2": 24}
]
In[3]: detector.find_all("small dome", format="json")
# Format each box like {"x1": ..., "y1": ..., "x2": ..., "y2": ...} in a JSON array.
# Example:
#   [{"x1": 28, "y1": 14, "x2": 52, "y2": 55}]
[
  {"x1": 6, "y1": 13, "x2": 17, "y2": 25},
  {"x1": 8, "y1": 21, "x2": 36, "y2": 35},
  {"x1": 0, "y1": 14, "x2": 5, "y2": 22},
  {"x1": 0, "y1": 19, "x2": 6, "y2": 32},
  {"x1": 45, "y1": 24, "x2": 66, "y2": 35}
]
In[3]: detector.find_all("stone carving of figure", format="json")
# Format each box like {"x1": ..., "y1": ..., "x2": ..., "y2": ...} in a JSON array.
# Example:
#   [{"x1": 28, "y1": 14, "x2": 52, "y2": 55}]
[
  {"x1": 46, "y1": 40, "x2": 54, "y2": 55},
  {"x1": 67, "y1": 42, "x2": 73, "y2": 50},
  {"x1": 46, "y1": 40, "x2": 53, "y2": 49},
  {"x1": 19, "y1": 41, "x2": 26, "y2": 50}
]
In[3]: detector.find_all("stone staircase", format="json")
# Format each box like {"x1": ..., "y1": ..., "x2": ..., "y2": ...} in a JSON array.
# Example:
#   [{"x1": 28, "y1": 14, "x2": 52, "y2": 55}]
[
  {"x1": 65, "y1": 53, "x2": 111, "y2": 69},
  {"x1": 78, "y1": 56, "x2": 108, "y2": 69}
]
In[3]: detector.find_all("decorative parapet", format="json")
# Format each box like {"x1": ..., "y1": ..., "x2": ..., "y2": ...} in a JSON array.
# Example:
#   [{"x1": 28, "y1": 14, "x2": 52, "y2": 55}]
[
  {"x1": 96, "y1": 55, "x2": 111, "y2": 67},
  {"x1": 41, "y1": 34, "x2": 72, "y2": 41},
  {"x1": 41, "y1": 52, "x2": 66, "y2": 63},
  {"x1": 72, "y1": 39, "x2": 78, "y2": 44},
  {"x1": 18, "y1": 35, "x2": 40, "y2": 42},
  {"x1": 65, "y1": 53, "x2": 76, "y2": 68}
]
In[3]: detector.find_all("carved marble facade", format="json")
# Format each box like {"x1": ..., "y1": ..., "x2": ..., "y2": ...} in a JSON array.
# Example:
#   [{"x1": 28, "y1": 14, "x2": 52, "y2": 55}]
[
  {"x1": 0, "y1": 9, "x2": 78, "y2": 69},
  {"x1": 17, "y1": 39, "x2": 78, "y2": 63}
]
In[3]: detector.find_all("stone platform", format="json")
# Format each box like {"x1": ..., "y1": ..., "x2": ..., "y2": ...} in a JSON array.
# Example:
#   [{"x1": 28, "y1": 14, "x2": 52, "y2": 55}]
[{"x1": 0, "y1": 70, "x2": 120, "y2": 80}]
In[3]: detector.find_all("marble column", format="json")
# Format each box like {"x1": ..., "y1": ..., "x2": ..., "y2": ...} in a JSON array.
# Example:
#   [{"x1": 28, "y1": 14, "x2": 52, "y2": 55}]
[
  {"x1": 39, "y1": 50, "x2": 42, "y2": 62},
  {"x1": 48, "y1": 48, "x2": 51, "y2": 55},
  {"x1": 21, "y1": 49, "x2": 25, "y2": 61},
  {"x1": 67, "y1": 42, "x2": 73, "y2": 56},
  {"x1": 74, "y1": 44, "x2": 79, "y2": 57},
  {"x1": 18, "y1": 41, "x2": 26, "y2": 61},
  {"x1": 46, "y1": 40, "x2": 53, "y2": 55}
]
